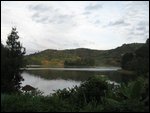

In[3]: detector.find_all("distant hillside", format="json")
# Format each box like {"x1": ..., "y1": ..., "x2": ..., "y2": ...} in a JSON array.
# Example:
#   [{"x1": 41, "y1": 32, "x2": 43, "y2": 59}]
[{"x1": 24, "y1": 43, "x2": 144, "y2": 67}]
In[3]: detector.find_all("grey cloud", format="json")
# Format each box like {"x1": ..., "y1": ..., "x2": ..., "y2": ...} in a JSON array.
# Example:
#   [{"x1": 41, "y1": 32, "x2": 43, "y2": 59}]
[
  {"x1": 82, "y1": 11, "x2": 91, "y2": 15},
  {"x1": 104, "y1": 19, "x2": 130, "y2": 27},
  {"x1": 32, "y1": 13, "x2": 40, "y2": 18},
  {"x1": 54, "y1": 8, "x2": 60, "y2": 12},
  {"x1": 137, "y1": 21, "x2": 149, "y2": 26},
  {"x1": 124, "y1": 1, "x2": 149, "y2": 41},
  {"x1": 45, "y1": 38, "x2": 82, "y2": 49},
  {"x1": 29, "y1": 4, "x2": 52, "y2": 23},
  {"x1": 46, "y1": 14, "x2": 74, "y2": 24},
  {"x1": 109, "y1": 20, "x2": 129, "y2": 26},
  {"x1": 145, "y1": 29, "x2": 149, "y2": 34},
  {"x1": 136, "y1": 26, "x2": 146, "y2": 31},
  {"x1": 35, "y1": 17, "x2": 49, "y2": 24},
  {"x1": 131, "y1": 30, "x2": 145, "y2": 36},
  {"x1": 135, "y1": 21, "x2": 149, "y2": 35},
  {"x1": 29, "y1": 4, "x2": 50, "y2": 12},
  {"x1": 56, "y1": 15, "x2": 74, "y2": 24},
  {"x1": 128, "y1": 25, "x2": 148, "y2": 41},
  {"x1": 30, "y1": 4, "x2": 75, "y2": 25},
  {"x1": 94, "y1": 20, "x2": 100, "y2": 24},
  {"x1": 85, "y1": 3, "x2": 102, "y2": 10},
  {"x1": 124, "y1": 1, "x2": 149, "y2": 23},
  {"x1": 48, "y1": 19, "x2": 55, "y2": 23},
  {"x1": 31, "y1": 12, "x2": 49, "y2": 24}
]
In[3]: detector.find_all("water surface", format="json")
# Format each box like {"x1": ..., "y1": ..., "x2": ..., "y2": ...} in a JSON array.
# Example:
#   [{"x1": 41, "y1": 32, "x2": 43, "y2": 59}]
[{"x1": 21, "y1": 67, "x2": 135, "y2": 95}]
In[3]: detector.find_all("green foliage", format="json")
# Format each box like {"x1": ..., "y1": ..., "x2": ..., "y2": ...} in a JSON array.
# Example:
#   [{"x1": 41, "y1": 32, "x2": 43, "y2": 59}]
[
  {"x1": 1, "y1": 76, "x2": 149, "y2": 112},
  {"x1": 1, "y1": 28, "x2": 26, "y2": 93},
  {"x1": 64, "y1": 57, "x2": 95, "y2": 67},
  {"x1": 25, "y1": 43, "x2": 143, "y2": 67},
  {"x1": 102, "y1": 77, "x2": 149, "y2": 112},
  {"x1": 121, "y1": 38, "x2": 149, "y2": 75},
  {"x1": 77, "y1": 76, "x2": 108, "y2": 103},
  {"x1": 121, "y1": 52, "x2": 134, "y2": 69}
]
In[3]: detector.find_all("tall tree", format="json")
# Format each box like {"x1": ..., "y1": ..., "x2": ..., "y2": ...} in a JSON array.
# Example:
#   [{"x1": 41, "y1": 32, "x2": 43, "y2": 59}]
[{"x1": 1, "y1": 27, "x2": 26, "y2": 93}]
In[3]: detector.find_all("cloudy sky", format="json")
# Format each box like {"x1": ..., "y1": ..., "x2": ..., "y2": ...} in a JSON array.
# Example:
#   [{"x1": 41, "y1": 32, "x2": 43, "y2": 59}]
[{"x1": 1, "y1": 1, "x2": 149, "y2": 54}]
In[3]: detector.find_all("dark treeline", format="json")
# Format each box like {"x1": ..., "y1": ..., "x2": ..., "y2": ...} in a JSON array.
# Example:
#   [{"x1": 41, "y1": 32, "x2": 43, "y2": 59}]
[
  {"x1": 64, "y1": 57, "x2": 95, "y2": 67},
  {"x1": 121, "y1": 38, "x2": 149, "y2": 75},
  {"x1": 1, "y1": 28, "x2": 26, "y2": 93}
]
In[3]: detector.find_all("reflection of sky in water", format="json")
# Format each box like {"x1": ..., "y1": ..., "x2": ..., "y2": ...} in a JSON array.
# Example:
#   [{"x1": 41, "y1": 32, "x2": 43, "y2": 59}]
[
  {"x1": 23, "y1": 67, "x2": 121, "y2": 71},
  {"x1": 21, "y1": 67, "x2": 134, "y2": 96},
  {"x1": 21, "y1": 72, "x2": 81, "y2": 96}
]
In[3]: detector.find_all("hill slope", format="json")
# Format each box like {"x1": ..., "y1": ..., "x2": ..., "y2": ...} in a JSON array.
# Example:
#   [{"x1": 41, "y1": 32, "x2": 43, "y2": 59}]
[{"x1": 24, "y1": 43, "x2": 144, "y2": 67}]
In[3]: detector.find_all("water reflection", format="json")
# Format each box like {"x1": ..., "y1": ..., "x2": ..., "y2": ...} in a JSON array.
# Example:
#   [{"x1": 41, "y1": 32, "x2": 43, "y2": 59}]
[
  {"x1": 23, "y1": 67, "x2": 121, "y2": 71},
  {"x1": 21, "y1": 72, "x2": 81, "y2": 96},
  {"x1": 21, "y1": 68, "x2": 136, "y2": 95}
]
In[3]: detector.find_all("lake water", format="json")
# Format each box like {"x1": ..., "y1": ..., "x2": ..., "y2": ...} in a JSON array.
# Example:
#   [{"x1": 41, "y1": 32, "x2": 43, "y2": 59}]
[{"x1": 21, "y1": 67, "x2": 135, "y2": 96}]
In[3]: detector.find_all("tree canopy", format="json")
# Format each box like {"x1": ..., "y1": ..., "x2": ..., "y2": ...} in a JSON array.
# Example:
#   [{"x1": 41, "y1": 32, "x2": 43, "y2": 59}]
[
  {"x1": 121, "y1": 38, "x2": 149, "y2": 75},
  {"x1": 1, "y1": 27, "x2": 26, "y2": 93}
]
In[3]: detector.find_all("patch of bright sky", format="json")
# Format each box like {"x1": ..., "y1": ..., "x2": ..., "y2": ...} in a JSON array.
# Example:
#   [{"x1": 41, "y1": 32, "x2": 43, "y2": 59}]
[{"x1": 1, "y1": 1, "x2": 149, "y2": 54}]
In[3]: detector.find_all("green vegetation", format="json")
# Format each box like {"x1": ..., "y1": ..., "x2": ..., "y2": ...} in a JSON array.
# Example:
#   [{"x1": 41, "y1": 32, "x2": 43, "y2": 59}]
[
  {"x1": 64, "y1": 57, "x2": 95, "y2": 67},
  {"x1": 1, "y1": 76, "x2": 149, "y2": 112},
  {"x1": 25, "y1": 43, "x2": 143, "y2": 67},
  {"x1": 1, "y1": 28, "x2": 26, "y2": 93},
  {"x1": 121, "y1": 38, "x2": 149, "y2": 75}
]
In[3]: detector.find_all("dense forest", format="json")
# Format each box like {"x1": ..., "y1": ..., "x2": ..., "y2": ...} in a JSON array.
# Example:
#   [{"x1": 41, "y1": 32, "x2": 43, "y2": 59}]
[
  {"x1": 121, "y1": 39, "x2": 149, "y2": 75},
  {"x1": 25, "y1": 43, "x2": 144, "y2": 67}
]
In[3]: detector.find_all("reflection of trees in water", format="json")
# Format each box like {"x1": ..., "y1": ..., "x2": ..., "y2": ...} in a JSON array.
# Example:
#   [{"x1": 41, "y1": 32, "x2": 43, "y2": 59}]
[
  {"x1": 25, "y1": 70, "x2": 94, "y2": 81},
  {"x1": 24, "y1": 70, "x2": 135, "y2": 83}
]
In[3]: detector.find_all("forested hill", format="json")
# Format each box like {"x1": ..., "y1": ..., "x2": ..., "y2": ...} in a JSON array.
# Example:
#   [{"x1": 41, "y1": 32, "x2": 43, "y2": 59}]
[{"x1": 24, "y1": 43, "x2": 144, "y2": 67}]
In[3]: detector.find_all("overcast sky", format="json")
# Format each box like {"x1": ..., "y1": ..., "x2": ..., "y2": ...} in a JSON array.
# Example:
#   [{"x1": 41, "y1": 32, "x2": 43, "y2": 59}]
[{"x1": 1, "y1": 1, "x2": 149, "y2": 54}]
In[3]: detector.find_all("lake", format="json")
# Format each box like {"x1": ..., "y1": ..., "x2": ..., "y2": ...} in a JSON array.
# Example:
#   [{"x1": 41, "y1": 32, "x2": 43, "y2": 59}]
[{"x1": 21, "y1": 67, "x2": 135, "y2": 96}]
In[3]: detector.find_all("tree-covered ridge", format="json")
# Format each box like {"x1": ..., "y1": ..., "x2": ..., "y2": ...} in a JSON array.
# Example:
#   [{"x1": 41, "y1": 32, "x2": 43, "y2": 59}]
[
  {"x1": 25, "y1": 43, "x2": 143, "y2": 67},
  {"x1": 121, "y1": 38, "x2": 149, "y2": 75}
]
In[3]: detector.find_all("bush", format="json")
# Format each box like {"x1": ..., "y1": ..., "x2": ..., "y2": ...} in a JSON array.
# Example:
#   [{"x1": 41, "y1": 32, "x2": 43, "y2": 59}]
[
  {"x1": 1, "y1": 76, "x2": 149, "y2": 112},
  {"x1": 102, "y1": 77, "x2": 149, "y2": 112}
]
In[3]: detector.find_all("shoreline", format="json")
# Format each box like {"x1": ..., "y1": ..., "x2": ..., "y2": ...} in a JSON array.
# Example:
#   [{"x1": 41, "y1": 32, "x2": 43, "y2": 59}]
[
  {"x1": 20, "y1": 67, "x2": 121, "y2": 71},
  {"x1": 117, "y1": 69, "x2": 136, "y2": 75}
]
